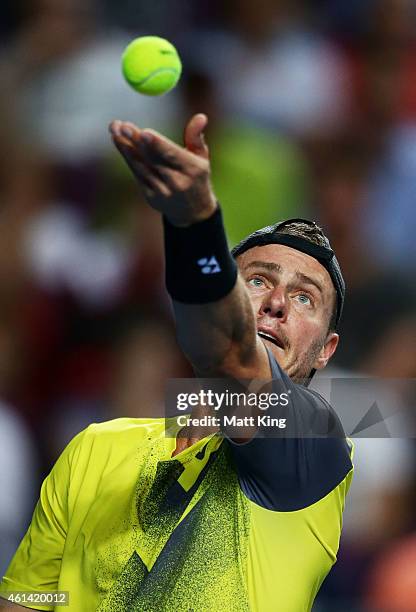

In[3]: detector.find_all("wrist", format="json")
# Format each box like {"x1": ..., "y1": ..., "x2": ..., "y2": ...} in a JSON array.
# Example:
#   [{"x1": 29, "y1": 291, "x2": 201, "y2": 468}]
[
  {"x1": 163, "y1": 204, "x2": 238, "y2": 303},
  {"x1": 165, "y1": 194, "x2": 218, "y2": 228}
]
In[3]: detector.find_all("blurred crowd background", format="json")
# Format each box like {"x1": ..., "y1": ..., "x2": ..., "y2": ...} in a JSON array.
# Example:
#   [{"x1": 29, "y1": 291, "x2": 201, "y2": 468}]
[{"x1": 0, "y1": 0, "x2": 416, "y2": 610}]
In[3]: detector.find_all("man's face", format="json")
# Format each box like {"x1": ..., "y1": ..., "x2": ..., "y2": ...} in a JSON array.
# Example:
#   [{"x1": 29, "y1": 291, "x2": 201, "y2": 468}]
[{"x1": 237, "y1": 244, "x2": 339, "y2": 382}]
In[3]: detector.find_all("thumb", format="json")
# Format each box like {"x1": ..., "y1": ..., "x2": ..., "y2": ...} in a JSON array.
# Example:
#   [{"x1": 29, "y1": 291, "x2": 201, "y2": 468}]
[{"x1": 184, "y1": 113, "x2": 209, "y2": 159}]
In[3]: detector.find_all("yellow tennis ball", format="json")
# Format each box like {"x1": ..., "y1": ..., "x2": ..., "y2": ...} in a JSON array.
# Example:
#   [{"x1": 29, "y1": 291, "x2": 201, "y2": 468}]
[{"x1": 121, "y1": 36, "x2": 182, "y2": 96}]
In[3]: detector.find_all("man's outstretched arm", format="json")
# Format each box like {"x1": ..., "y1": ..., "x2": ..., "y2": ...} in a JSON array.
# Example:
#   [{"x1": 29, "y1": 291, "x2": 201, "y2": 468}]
[{"x1": 110, "y1": 114, "x2": 270, "y2": 379}]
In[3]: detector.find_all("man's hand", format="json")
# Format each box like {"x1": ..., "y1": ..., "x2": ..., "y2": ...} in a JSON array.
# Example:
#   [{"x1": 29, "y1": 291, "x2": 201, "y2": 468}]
[{"x1": 109, "y1": 113, "x2": 217, "y2": 227}]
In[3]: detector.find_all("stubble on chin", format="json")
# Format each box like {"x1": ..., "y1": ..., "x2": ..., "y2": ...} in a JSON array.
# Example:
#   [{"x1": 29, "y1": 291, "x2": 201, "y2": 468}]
[{"x1": 284, "y1": 337, "x2": 324, "y2": 384}]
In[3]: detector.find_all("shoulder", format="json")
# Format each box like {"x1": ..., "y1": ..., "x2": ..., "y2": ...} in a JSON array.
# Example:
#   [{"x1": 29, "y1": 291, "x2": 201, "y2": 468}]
[
  {"x1": 61, "y1": 417, "x2": 168, "y2": 469},
  {"x1": 266, "y1": 348, "x2": 346, "y2": 437},
  {"x1": 229, "y1": 350, "x2": 353, "y2": 510},
  {"x1": 85, "y1": 417, "x2": 167, "y2": 437}
]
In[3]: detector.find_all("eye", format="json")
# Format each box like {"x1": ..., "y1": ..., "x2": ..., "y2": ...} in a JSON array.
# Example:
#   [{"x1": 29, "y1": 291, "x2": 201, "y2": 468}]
[
  {"x1": 248, "y1": 277, "x2": 265, "y2": 288},
  {"x1": 295, "y1": 293, "x2": 312, "y2": 306}
]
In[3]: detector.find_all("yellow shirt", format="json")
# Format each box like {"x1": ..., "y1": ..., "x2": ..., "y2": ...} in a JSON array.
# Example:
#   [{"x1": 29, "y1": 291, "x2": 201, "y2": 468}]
[{"x1": 0, "y1": 417, "x2": 353, "y2": 611}]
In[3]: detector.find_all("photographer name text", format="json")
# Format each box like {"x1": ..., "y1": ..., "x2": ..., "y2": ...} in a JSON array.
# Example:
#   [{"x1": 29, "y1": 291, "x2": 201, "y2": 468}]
[{"x1": 176, "y1": 414, "x2": 287, "y2": 428}]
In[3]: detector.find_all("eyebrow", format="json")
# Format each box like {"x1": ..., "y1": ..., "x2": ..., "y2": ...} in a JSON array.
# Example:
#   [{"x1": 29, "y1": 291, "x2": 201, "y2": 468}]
[
  {"x1": 243, "y1": 261, "x2": 282, "y2": 273},
  {"x1": 294, "y1": 272, "x2": 324, "y2": 295}
]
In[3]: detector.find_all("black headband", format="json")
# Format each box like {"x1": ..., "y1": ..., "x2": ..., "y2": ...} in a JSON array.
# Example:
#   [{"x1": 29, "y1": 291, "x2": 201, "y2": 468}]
[{"x1": 231, "y1": 218, "x2": 345, "y2": 328}]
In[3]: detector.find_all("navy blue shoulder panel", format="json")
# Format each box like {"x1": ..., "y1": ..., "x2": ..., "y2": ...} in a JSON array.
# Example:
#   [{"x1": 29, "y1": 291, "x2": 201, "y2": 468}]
[{"x1": 226, "y1": 349, "x2": 353, "y2": 511}]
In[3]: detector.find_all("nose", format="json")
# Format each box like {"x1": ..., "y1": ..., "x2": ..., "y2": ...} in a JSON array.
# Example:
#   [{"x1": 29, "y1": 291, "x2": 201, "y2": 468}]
[{"x1": 259, "y1": 286, "x2": 288, "y2": 321}]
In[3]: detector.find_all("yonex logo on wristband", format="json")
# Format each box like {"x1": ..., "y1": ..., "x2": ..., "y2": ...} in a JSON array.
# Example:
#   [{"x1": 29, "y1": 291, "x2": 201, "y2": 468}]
[
  {"x1": 197, "y1": 256, "x2": 221, "y2": 274},
  {"x1": 164, "y1": 209, "x2": 237, "y2": 302}
]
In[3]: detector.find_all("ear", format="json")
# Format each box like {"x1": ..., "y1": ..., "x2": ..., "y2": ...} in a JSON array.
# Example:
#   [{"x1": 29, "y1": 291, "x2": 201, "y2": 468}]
[{"x1": 313, "y1": 332, "x2": 339, "y2": 371}]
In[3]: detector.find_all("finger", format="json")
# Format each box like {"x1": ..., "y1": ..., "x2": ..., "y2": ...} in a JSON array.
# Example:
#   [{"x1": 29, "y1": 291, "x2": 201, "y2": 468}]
[
  {"x1": 137, "y1": 130, "x2": 194, "y2": 170},
  {"x1": 112, "y1": 137, "x2": 171, "y2": 197},
  {"x1": 183, "y1": 113, "x2": 209, "y2": 159},
  {"x1": 151, "y1": 165, "x2": 189, "y2": 193},
  {"x1": 119, "y1": 121, "x2": 143, "y2": 146},
  {"x1": 113, "y1": 122, "x2": 186, "y2": 176},
  {"x1": 132, "y1": 160, "x2": 170, "y2": 196},
  {"x1": 109, "y1": 119, "x2": 141, "y2": 139},
  {"x1": 109, "y1": 120, "x2": 137, "y2": 149},
  {"x1": 114, "y1": 121, "x2": 199, "y2": 174},
  {"x1": 111, "y1": 132, "x2": 137, "y2": 161},
  {"x1": 109, "y1": 119, "x2": 121, "y2": 136},
  {"x1": 110, "y1": 120, "x2": 147, "y2": 154},
  {"x1": 111, "y1": 122, "x2": 148, "y2": 170},
  {"x1": 111, "y1": 121, "x2": 196, "y2": 198}
]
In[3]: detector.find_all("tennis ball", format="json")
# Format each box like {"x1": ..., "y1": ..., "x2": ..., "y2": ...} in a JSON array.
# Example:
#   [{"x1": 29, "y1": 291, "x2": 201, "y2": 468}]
[{"x1": 121, "y1": 36, "x2": 182, "y2": 96}]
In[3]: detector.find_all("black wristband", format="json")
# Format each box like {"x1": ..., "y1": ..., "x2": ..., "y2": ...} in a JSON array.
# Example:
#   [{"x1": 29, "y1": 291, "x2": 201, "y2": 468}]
[{"x1": 163, "y1": 206, "x2": 238, "y2": 303}]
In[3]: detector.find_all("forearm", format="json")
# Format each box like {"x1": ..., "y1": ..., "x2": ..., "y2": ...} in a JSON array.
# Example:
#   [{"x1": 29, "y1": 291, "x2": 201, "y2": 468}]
[
  {"x1": 173, "y1": 274, "x2": 259, "y2": 376},
  {"x1": 163, "y1": 206, "x2": 268, "y2": 378}
]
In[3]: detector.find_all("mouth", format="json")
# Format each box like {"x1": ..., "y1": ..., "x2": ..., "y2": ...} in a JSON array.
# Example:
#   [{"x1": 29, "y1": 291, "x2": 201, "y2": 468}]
[{"x1": 257, "y1": 330, "x2": 285, "y2": 350}]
